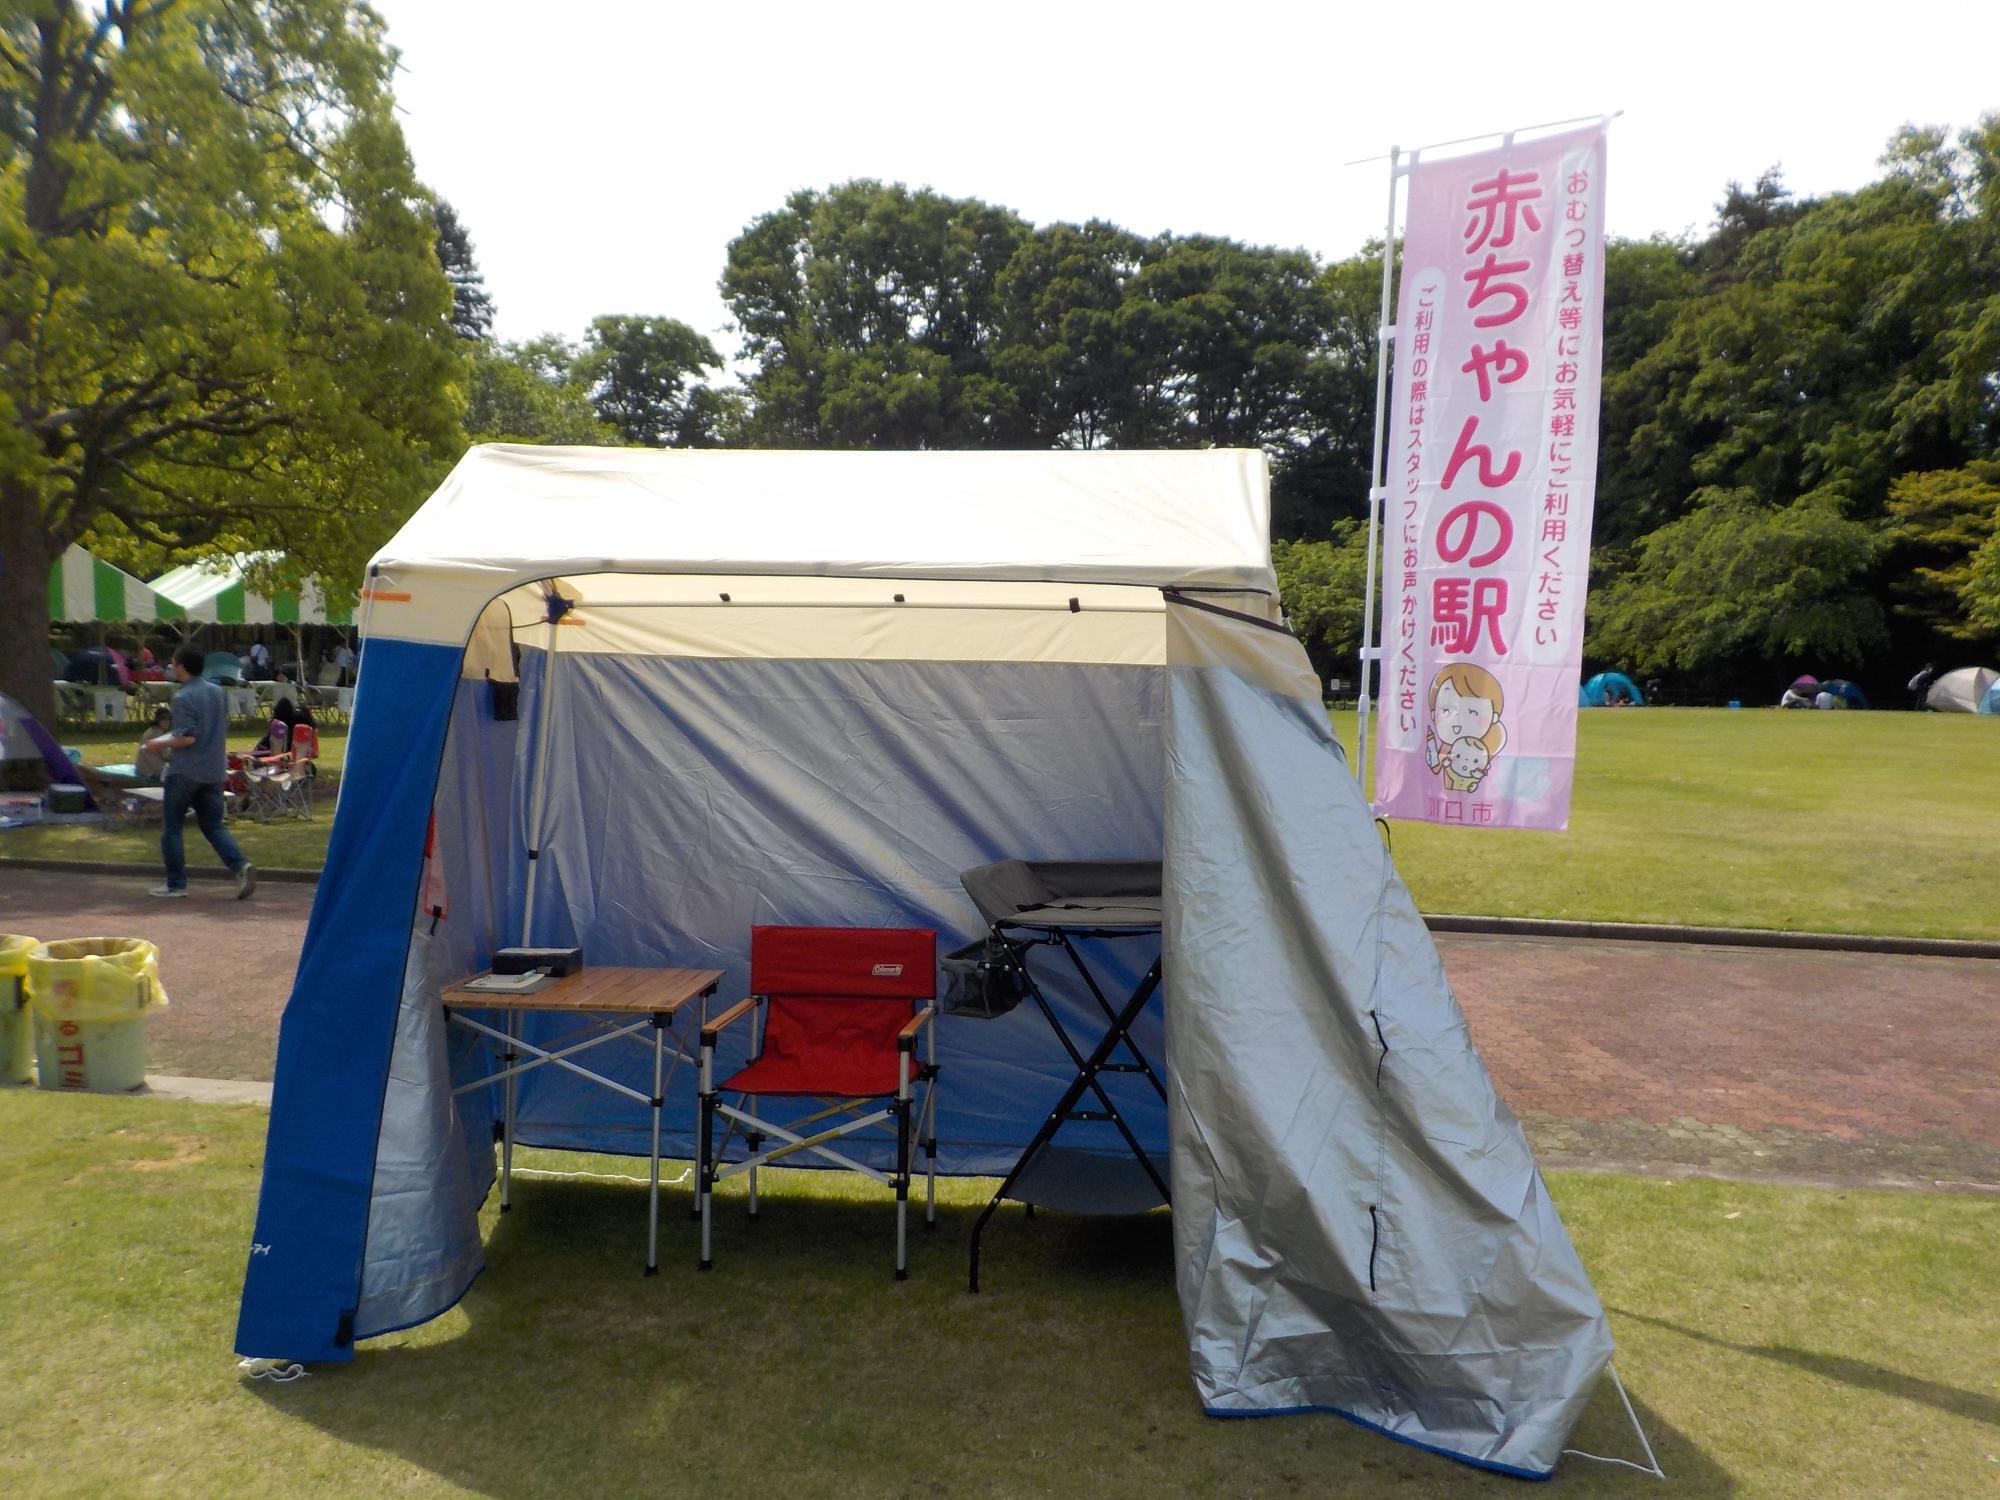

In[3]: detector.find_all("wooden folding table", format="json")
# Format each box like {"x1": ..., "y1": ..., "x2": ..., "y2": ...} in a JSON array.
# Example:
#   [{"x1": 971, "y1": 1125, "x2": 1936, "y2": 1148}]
[{"x1": 443, "y1": 966, "x2": 723, "y2": 1274}]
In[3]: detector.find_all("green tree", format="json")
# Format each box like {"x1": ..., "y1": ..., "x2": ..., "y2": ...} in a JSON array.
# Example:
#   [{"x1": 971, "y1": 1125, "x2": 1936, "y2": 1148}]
[
  {"x1": 0, "y1": 0, "x2": 463, "y2": 722},
  {"x1": 1272, "y1": 521, "x2": 1374, "y2": 681},
  {"x1": 1593, "y1": 236, "x2": 1698, "y2": 550},
  {"x1": 575, "y1": 314, "x2": 732, "y2": 446},
  {"x1": 1273, "y1": 248, "x2": 1380, "y2": 540},
  {"x1": 432, "y1": 197, "x2": 495, "y2": 341},
  {"x1": 1885, "y1": 461, "x2": 2000, "y2": 642},
  {"x1": 464, "y1": 340, "x2": 616, "y2": 446},
  {"x1": 1591, "y1": 488, "x2": 1887, "y2": 679},
  {"x1": 1966, "y1": 524, "x2": 2000, "y2": 636},
  {"x1": 990, "y1": 219, "x2": 1150, "y2": 449},
  {"x1": 722, "y1": 181, "x2": 1031, "y2": 448}
]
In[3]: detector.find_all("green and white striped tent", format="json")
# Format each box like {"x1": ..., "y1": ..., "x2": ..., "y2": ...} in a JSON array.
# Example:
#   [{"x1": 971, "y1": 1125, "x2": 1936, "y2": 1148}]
[
  {"x1": 48, "y1": 545, "x2": 184, "y2": 622},
  {"x1": 148, "y1": 556, "x2": 354, "y2": 626}
]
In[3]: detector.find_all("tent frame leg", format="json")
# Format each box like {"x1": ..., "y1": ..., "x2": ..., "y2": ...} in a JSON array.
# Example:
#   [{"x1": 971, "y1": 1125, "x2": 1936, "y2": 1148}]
[{"x1": 969, "y1": 946, "x2": 1164, "y2": 1294}]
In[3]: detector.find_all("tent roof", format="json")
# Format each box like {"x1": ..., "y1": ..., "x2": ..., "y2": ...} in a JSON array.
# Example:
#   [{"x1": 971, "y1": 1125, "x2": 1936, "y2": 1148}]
[
  {"x1": 150, "y1": 554, "x2": 352, "y2": 626},
  {"x1": 367, "y1": 446, "x2": 1277, "y2": 648},
  {"x1": 48, "y1": 545, "x2": 183, "y2": 623}
]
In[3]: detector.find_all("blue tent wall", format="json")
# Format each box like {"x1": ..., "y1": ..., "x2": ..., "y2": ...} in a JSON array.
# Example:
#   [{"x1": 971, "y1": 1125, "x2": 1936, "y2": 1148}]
[{"x1": 235, "y1": 637, "x2": 464, "y2": 1362}]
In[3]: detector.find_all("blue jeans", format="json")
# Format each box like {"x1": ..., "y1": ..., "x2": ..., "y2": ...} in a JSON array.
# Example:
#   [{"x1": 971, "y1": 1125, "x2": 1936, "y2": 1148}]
[{"x1": 161, "y1": 778, "x2": 247, "y2": 890}]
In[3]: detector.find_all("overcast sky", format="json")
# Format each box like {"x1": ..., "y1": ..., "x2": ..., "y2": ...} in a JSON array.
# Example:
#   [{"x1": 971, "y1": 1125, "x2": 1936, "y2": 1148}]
[{"x1": 372, "y1": 0, "x2": 1999, "y2": 353}]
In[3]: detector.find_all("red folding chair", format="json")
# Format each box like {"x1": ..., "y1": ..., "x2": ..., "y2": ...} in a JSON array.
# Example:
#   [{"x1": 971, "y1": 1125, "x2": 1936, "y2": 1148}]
[{"x1": 698, "y1": 926, "x2": 939, "y2": 1278}]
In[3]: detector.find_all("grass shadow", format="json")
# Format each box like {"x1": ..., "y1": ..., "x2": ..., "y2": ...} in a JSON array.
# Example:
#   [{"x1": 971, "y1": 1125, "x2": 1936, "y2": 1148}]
[
  {"x1": 251, "y1": 1173, "x2": 1731, "y2": 1497},
  {"x1": 1611, "y1": 1306, "x2": 2000, "y2": 1429}
]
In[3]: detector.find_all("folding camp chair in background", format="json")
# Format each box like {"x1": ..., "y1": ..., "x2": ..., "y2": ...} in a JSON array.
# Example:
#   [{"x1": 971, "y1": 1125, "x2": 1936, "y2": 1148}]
[
  {"x1": 698, "y1": 926, "x2": 939, "y2": 1278},
  {"x1": 239, "y1": 722, "x2": 318, "y2": 821}
]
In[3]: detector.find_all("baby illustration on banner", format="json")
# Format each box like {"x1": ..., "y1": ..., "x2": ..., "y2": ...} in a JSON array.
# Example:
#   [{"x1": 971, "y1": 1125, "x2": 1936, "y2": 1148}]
[{"x1": 1423, "y1": 663, "x2": 1507, "y2": 794}]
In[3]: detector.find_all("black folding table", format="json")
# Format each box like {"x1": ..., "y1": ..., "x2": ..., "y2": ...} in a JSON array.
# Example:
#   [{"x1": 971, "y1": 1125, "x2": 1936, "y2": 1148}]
[{"x1": 956, "y1": 860, "x2": 1169, "y2": 1292}]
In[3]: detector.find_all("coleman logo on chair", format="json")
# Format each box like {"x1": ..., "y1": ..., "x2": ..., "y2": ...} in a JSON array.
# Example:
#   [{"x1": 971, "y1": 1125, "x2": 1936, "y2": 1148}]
[{"x1": 871, "y1": 963, "x2": 904, "y2": 977}]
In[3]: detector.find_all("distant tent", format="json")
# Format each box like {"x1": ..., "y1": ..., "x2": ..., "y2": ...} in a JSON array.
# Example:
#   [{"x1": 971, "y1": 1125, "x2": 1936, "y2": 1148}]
[
  {"x1": 1981, "y1": 679, "x2": 2000, "y2": 715},
  {"x1": 0, "y1": 691, "x2": 86, "y2": 797},
  {"x1": 1579, "y1": 671, "x2": 1644, "y2": 707},
  {"x1": 47, "y1": 545, "x2": 183, "y2": 623},
  {"x1": 1781, "y1": 673, "x2": 1819, "y2": 709},
  {"x1": 149, "y1": 553, "x2": 353, "y2": 626},
  {"x1": 1925, "y1": 666, "x2": 1998, "y2": 714},
  {"x1": 1816, "y1": 679, "x2": 1868, "y2": 710}
]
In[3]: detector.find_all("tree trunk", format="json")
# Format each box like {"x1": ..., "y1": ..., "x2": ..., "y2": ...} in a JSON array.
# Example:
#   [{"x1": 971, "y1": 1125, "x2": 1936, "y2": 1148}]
[{"x1": 0, "y1": 485, "x2": 57, "y2": 726}]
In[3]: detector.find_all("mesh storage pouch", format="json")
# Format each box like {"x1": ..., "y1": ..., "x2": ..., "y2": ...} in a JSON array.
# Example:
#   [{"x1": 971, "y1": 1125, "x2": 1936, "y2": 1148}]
[{"x1": 940, "y1": 935, "x2": 1026, "y2": 1020}]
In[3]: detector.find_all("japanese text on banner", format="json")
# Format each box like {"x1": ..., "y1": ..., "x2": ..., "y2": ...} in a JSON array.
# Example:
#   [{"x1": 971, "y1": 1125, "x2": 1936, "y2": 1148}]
[{"x1": 1373, "y1": 123, "x2": 1608, "y2": 832}]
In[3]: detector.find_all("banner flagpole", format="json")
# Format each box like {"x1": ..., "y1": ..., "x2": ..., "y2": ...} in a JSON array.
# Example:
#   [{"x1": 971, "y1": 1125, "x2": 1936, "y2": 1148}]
[{"x1": 1354, "y1": 145, "x2": 1401, "y2": 794}]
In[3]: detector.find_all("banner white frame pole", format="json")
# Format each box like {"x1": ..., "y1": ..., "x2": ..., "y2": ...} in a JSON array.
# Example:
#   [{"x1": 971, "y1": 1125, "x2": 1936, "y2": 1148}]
[{"x1": 1354, "y1": 145, "x2": 1401, "y2": 793}]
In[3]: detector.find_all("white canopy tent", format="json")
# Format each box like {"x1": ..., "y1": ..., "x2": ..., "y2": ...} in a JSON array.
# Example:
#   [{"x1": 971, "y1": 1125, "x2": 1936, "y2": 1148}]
[
  {"x1": 238, "y1": 445, "x2": 1614, "y2": 1478},
  {"x1": 149, "y1": 553, "x2": 353, "y2": 626}
]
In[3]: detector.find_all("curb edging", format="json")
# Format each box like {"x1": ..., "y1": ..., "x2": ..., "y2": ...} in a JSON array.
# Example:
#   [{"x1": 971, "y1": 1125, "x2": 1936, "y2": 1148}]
[
  {"x1": 1423, "y1": 913, "x2": 2000, "y2": 961},
  {"x1": 0, "y1": 857, "x2": 321, "y2": 885}
]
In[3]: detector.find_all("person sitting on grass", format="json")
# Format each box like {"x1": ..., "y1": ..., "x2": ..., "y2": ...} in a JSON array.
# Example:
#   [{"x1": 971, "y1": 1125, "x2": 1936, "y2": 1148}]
[
  {"x1": 142, "y1": 645, "x2": 257, "y2": 901},
  {"x1": 134, "y1": 708, "x2": 173, "y2": 778}
]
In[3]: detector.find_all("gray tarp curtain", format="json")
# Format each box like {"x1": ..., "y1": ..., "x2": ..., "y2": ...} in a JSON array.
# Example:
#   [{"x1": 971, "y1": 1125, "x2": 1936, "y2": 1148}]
[{"x1": 1163, "y1": 600, "x2": 1611, "y2": 1476}]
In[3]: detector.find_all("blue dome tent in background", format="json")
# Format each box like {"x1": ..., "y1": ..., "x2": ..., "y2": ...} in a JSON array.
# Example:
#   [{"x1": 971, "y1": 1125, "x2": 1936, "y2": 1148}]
[
  {"x1": 1579, "y1": 671, "x2": 1644, "y2": 707},
  {"x1": 1980, "y1": 678, "x2": 2000, "y2": 715},
  {"x1": 1817, "y1": 679, "x2": 1868, "y2": 709}
]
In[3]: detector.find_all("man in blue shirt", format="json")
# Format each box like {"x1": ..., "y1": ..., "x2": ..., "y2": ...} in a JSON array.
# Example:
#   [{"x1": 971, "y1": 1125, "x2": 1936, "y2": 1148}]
[{"x1": 144, "y1": 645, "x2": 257, "y2": 900}]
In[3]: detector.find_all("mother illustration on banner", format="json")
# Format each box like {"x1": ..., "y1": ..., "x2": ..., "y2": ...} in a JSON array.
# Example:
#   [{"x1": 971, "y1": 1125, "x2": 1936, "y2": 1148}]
[{"x1": 1368, "y1": 120, "x2": 1610, "y2": 832}]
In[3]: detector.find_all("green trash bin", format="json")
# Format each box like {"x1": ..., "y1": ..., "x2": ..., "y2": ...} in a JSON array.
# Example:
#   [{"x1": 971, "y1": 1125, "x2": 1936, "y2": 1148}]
[
  {"x1": 25, "y1": 938, "x2": 169, "y2": 1093},
  {"x1": 0, "y1": 936, "x2": 33, "y2": 1086}
]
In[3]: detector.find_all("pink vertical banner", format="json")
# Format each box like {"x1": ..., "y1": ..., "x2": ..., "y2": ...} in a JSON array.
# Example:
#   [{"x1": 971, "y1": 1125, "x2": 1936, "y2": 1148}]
[{"x1": 1373, "y1": 123, "x2": 1608, "y2": 832}]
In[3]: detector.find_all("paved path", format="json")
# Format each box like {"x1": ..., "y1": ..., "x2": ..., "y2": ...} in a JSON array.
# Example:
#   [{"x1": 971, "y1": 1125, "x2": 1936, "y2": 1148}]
[
  {"x1": 3, "y1": 865, "x2": 311, "y2": 1084},
  {"x1": 1445, "y1": 932, "x2": 1998, "y2": 1190},
  {"x1": 3, "y1": 866, "x2": 1993, "y2": 1190}
]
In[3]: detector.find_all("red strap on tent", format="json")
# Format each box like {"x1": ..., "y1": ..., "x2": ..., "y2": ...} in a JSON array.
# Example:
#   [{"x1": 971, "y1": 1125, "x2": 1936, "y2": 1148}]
[{"x1": 419, "y1": 814, "x2": 448, "y2": 926}]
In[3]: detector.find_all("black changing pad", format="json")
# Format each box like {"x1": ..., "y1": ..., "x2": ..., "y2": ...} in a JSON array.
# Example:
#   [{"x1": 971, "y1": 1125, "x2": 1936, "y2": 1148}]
[{"x1": 958, "y1": 858, "x2": 1163, "y2": 931}]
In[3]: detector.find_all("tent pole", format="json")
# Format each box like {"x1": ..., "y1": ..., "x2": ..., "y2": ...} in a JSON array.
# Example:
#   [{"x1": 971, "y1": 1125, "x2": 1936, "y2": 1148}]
[
  {"x1": 1355, "y1": 145, "x2": 1400, "y2": 797},
  {"x1": 518, "y1": 595, "x2": 565, "y2": 944}
]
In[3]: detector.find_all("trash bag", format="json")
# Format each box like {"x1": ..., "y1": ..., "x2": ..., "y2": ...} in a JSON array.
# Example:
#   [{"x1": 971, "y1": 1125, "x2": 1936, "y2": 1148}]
[
  {"x1": 26, "y1": 938, "x2": 169, "y2": 1023},
  {"x1": 0, "y1": 934, "x2": 33, "y2": 981},
  {"x1": 0, "y1": 935, "x2": 34, "y2": 1085}
]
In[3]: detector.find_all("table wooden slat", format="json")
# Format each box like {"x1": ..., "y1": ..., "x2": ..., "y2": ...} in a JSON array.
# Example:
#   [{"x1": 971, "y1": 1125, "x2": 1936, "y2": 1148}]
[{"x1": 442, "y1": 966, "x2": 723, "y2": 1015}]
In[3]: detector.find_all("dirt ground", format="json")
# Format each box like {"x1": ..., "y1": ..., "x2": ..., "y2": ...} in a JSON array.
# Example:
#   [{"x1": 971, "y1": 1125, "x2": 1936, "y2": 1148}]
[{"x1": 3, "y1": 866, "x2": 1994, "y2": 1190}]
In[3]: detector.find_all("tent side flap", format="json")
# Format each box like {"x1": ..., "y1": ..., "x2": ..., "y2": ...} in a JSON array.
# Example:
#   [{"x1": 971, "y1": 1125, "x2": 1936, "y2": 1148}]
[
  {"x1": 234, "y1": 637, "x2": 463, "y2": 1361},
  {"x1": 1162, "y1": 601, "x2": 1611, "y2": 1477}
]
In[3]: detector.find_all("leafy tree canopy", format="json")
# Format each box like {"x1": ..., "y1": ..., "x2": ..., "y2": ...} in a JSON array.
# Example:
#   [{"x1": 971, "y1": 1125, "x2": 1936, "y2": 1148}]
[
  {"x1": 0, "y1": 0, "x2": 463, "y2": 720},
  {"x1": 463, "y1": 340, "x2": 615, "y2": 447},
  {"x1": 576, "y1": 314, "x2": 732, "y2": 447},
  {"x1": 1272, "y1": 521, "x2": 1374, "y2": 681},
  {"x1": 433, "y1": 197, "x2": 495, "y2": 341},
  {"x1": 1886, "y1": 460, "x2": 2000, "y2": 639},
  {"x1": 1591, "y1": 488, "x2": 1888, "y2": 677}
]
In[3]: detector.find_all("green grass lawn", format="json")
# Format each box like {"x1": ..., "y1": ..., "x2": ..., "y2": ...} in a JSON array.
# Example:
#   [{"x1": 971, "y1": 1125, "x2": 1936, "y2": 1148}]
[
  {"x1": 0, "y1": 1090, "x2": 1993, "y2": 1498},
  {"x1": 1332, "y1": 707, "x2": 1999, "y2": 940},
  {"x1": 5, "y1": 709, "x2": 1996, "y2": 939},
  {"x1": 1, "y1": 724, "x2": 345, "y2": 871}
]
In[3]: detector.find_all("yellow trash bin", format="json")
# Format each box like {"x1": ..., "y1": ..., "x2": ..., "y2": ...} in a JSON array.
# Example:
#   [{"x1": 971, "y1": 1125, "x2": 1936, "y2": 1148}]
[
  {"x1": 0, "y1": 936, "x2": 33, "y2": 1086},
  {"x1": 25, "y1": 938, "x2": 169, "y2": 1093}
]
